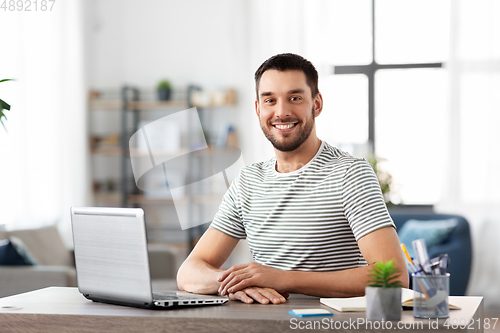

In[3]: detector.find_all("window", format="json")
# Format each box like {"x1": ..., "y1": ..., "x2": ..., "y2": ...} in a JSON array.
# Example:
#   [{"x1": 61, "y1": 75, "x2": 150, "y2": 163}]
[
  {"x1": 317, "y1": 75, "x2": 368, "y2": 146},
  {"x1": 375, "y1": 69, "x2": 447, "y2": 204},
  {"x1": 319, "y1": 0, "x2": 450, "y2": 204}
]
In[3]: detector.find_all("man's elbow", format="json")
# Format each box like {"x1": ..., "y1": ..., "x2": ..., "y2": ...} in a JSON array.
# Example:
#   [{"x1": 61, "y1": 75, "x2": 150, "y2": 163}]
[
  {"x1": 176, "y1": 258, "x2": 218, "y2": 294},
  {"x1": 176, "y1": 261, "x2": 189, "y2": 291},
  {"x1": 398, "y1": 260, "x2": 410, "y2": 288},
  {"x1": 400, "y1": 272, "x2": 410, "y2": 288}
]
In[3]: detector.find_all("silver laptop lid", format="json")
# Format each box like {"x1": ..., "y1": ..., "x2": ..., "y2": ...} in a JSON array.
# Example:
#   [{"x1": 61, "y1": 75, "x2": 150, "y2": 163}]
[{"x1": 71, "y1": 207, "x2": 153, "y2": 303}]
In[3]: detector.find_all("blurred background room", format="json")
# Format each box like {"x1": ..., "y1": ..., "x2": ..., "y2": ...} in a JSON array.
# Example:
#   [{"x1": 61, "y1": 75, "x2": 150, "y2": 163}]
[{"x1": 0, "y1": 0, "x2": 499, "y2": 322}]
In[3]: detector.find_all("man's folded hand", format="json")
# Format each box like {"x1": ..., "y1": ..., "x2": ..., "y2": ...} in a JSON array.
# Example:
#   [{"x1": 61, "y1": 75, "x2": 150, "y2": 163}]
[
  {"x1": 217, "y1": 262, "x2": 286, "y2": 296},
  {"x1": 227, "y1": 286, "x2": 289, "y2": 304}
]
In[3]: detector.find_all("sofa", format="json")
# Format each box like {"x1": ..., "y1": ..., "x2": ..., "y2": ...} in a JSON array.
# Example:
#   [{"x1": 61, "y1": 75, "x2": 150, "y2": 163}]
[
  {"x1": 390, "y1": 213, "x2": 472, "y2": 296},
  {"x1": 0, "y1": 225, "x2": 76, "y2": 298},
  {"x1": 0, "y1": 225, "x2": 182, "y2": 298}
]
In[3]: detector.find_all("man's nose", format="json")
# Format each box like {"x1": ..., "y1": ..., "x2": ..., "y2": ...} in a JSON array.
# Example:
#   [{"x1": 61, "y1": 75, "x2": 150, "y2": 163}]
[{"x1": 275, "y1": 99, "x2": 290, "y2": 119}]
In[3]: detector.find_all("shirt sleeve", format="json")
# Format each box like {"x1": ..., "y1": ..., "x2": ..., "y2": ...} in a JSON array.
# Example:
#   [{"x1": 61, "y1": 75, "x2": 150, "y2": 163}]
[
  {"x1": 342, "y1": 159, "x2": 395, "y2": 241},
  {"x1": 209, "y1": 172, "x2": 247, "y2": 239}
]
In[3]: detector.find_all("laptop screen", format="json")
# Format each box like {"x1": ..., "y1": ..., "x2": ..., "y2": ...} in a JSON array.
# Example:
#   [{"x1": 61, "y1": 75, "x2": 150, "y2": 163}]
[{"x1": 71, "y1": 207, "x2": 153, "y2": 303}]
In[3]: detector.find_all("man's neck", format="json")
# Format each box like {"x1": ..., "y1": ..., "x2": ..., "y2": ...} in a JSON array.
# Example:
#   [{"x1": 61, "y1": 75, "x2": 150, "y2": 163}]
[{"x1": 274, "y1": 136, "x2": 322, "y2": 173}]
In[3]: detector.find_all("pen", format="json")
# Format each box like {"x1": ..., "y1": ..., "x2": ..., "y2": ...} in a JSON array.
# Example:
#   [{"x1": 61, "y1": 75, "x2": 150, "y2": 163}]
[
  {"x1": 412, "y1": 239, "x2": 431, "y2": 274},
  {"x1": 438, "y1": 254, "x2": 449, "y2": 275},
  {"x1": 400, "y1": 244, "x2": 414, "y2": 265},
  {"x1": 430, "y1": 255, "x2": 446, "y2": 275},
  {"x1": 406, "y1": 262, "x2": 417, "y2": 275}
]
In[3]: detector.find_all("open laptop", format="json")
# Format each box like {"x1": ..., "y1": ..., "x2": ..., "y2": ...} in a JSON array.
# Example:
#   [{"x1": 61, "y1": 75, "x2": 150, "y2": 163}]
[{"x1": 70, "y1": 206, "x2": 228, "y2": 309}]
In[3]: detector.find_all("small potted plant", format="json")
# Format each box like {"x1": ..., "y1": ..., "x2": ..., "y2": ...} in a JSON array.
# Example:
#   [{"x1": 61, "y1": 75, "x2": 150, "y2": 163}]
[
  {"x1": 157, "y1": 80, "x2": 172, "y2": 101},
  {"x1": 366, "y1": 259, "x2": 403, "y2": 321}
]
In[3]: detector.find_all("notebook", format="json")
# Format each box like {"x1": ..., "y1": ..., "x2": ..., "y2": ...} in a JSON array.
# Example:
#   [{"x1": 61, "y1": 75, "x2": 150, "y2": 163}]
[
  {"x1": 320, "y1": 288, "x2": 460, "y2": 312},
  {"x1": 70, "y1": 206, "x2": 228, "y2": 309}
]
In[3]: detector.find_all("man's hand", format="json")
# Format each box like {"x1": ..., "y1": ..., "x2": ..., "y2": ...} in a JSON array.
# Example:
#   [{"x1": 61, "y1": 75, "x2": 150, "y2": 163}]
[
  {"x1": 217, "y1": 262, "x2": 285, "y2": 296},
  {"x1": 228, "y1": 287, "x2": 289, "y2": 304}
]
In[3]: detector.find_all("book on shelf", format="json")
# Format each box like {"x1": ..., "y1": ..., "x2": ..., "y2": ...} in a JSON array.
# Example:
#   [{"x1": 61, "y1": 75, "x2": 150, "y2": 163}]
[{"x1": 320, "y1": 288, "x2": 461, "y2": 312}]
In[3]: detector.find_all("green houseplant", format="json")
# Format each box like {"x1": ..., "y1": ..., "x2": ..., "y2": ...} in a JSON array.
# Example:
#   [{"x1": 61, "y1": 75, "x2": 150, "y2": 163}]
[
  {"x1": 366, "y1": 259, "x2": 403, "y2": 321},
  {"x1": 0, "y1": 79, "x2": 14, "y2": 132},
  {"x1": 157, "y1": 80, "x2": 172, "y2": 101},
  {"x1": 367, "y1": 156, "x2": 398, "y2": 207}
]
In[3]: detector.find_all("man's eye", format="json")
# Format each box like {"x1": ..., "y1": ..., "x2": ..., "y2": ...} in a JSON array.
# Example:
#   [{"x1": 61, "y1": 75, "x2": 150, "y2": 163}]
[
  {"x1": 265, "y1": 99, "x2": 275, "y2": 103},
  {"x1": 290, "y1": 96, "x2": 302, "y2": 101}
]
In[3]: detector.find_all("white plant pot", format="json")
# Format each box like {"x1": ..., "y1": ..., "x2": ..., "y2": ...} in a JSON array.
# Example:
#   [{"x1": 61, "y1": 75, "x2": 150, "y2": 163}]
[{"x1": 365, "y1": 286, "x2": 402, "y2": 321}]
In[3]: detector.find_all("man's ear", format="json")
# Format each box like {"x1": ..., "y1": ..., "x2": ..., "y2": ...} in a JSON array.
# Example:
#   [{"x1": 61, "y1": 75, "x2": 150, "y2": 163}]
[
  {"x1": 255, "y1": 100, "x2": 260, "y2": 118},
  {"x1": 313, "y1": 93, "x2": 323, "y2": 118}
]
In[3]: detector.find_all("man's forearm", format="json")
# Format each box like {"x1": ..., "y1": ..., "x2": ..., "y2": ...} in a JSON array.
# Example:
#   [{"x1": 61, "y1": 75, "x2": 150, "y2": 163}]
[
  {"x1": 280, "y1": 227, "x2": 410, "y2": 298},
  {"x1": 218, "y1": 228, "x2": 409, "y2": 298},
  {"x1": 177, "y1": 259, "x2": 223, "y2": 295},
  {"x1": 283, "y1": 266, "x2": 373, "y2": 298}
]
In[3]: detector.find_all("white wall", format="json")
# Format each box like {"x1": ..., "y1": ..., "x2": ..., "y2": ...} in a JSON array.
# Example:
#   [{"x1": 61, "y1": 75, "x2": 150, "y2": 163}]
[
  {"x1": 84, "y1": 0, "x2": 262, "y2": 265},
  {"x1": 85, "y1": 0, "x2": 271, "y2": 162},
  {"x1": 88, "y1": 0, "x2": 242, "y2": 87}
]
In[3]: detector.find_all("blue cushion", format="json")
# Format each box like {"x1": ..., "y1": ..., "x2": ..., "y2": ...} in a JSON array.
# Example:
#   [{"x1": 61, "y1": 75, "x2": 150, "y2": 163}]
[
  {"x1": 398, "y1": 218, "x2": 459, "y2": 259},
  {"x1": 0, "y1": 237, "x2": 36, "y2": 266}
]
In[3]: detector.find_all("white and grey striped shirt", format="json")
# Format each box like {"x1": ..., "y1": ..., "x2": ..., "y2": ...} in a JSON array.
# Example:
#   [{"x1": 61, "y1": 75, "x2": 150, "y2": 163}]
[{"x1": 210, "y1": 141, "x2": 395, "y2": 272}]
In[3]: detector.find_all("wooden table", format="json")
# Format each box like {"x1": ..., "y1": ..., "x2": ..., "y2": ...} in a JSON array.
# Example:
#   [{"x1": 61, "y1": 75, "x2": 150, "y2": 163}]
[{"x1": 0, "y1": 287, "x2": 484, "y2": 333}]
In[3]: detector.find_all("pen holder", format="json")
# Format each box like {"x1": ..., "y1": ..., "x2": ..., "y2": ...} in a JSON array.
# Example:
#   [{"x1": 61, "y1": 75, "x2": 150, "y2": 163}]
[{"x1": 413, "y1": 273, "x2": 450, "y2": 318}]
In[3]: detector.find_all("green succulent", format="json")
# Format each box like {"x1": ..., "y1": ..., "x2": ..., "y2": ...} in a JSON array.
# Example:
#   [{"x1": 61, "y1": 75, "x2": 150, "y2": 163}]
[
  {"x1": 0, "y1": 78, "x2": 14, "y2": 132},
  {"x1": 157, "y1": 80, "x2": 171, "y2": 90},
  {"x1": 367, "y1": 259, "x2": 403, "y2": 288}
]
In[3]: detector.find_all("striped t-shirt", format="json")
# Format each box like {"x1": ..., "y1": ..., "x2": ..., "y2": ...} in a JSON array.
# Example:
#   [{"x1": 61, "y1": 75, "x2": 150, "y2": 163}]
[{"x1": 210, "y1": 141, "x2": 395, "y2": 272}]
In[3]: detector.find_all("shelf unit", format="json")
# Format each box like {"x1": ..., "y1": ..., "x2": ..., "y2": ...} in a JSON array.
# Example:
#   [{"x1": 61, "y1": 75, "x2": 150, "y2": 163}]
[{"x1": 88, "y1": 86, "x2": 237, "y2": 249}]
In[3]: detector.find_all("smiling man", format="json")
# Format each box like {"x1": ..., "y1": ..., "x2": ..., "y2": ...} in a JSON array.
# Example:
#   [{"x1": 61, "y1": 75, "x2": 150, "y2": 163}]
[{"x1": 177, "y1": 53, "x2": 408, "y2": 305}]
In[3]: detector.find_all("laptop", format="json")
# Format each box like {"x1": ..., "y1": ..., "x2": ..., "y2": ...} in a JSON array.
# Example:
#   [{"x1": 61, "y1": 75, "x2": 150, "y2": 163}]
[{"x1": 70, "y1": 206, "x2": 228, "y2": 309}]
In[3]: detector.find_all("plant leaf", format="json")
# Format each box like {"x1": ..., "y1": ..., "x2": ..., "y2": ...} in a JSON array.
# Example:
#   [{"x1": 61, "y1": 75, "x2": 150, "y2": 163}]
[
  {"x1": 0, "y1": 108, "x2": 8, "y2": 133},
  {"x1": 0, "y1": 99, "x2": 10, "y2": 111},
  {"x1": 367, "y1": 259, "x2": 402, "y2": 288},
  {"x1": 0, "y1": 117, "x2": 7, "y2": 132},
  {"x1": 0, "y1": 79, "x2": 14, "y2": 133}
]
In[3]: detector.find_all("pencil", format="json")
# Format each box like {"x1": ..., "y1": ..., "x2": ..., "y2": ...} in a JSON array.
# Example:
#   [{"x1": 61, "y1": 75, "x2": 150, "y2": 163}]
[{"x1": 401, "y1": 244, "x2": 414, "y2": 265}]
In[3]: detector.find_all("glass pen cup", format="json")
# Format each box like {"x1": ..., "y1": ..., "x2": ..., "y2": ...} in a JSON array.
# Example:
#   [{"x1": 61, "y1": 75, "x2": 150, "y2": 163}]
[{"x1": 413, "y1": 273, "x2": 450, "y2": 318}]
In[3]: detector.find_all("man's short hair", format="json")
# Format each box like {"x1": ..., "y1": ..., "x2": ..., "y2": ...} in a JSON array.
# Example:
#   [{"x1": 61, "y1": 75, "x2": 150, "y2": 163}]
[{"x1": 254, "y1": 53, "x2": 319, "y2": 100}]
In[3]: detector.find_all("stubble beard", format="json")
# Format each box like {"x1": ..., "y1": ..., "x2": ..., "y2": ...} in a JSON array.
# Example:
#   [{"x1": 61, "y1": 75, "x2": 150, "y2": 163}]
[{"x1": 260, "y1": 107, "x2": 315, "y2": 152}]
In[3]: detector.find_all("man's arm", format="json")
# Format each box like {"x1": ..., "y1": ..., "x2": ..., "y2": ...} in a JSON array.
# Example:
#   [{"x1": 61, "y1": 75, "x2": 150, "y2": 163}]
[
  {"x1": 177, "y1": 227, "x2": 288, "y2": 304},
  {"x1": 218, "y1": 226, "x2": 409, "y2": 297},
  {"x1": 177, "y1": 227, "x2": 239, "y2": 294},
  {"x1": 283, "y1": 226, "x2": 409, "y2": 296}
]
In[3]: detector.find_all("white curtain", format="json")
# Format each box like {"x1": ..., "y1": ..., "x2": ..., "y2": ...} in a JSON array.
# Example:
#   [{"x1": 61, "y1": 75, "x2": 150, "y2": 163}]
[
  {"x1": 0, "y1": 0, "x2": 88, "y2": 243},
  {"x1": 436, "y1": 0, "x2": 500, "y2": 307}
]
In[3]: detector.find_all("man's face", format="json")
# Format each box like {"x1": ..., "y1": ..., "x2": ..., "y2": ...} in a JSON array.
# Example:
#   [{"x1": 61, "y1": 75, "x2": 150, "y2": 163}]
[{"x1": 255, "y1": 70, "x2": 319, "y2": 152}]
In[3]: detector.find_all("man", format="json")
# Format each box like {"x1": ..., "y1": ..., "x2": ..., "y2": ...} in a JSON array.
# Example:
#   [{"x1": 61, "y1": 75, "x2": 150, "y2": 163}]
[{"x1": 177, "y1": 53, "x2": 408, "y2": 305}]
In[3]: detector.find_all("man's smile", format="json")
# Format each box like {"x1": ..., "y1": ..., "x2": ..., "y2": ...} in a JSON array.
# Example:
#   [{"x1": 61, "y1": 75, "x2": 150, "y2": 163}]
[{"x1": 272, "y1": 122, "x2": 298, "y2": 133}]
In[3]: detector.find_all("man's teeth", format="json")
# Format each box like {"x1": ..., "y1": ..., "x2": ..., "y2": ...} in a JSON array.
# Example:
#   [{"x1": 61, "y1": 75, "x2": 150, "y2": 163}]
[{"x1": 275, "y1": 124, "x2": 295, "y2": 130}]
